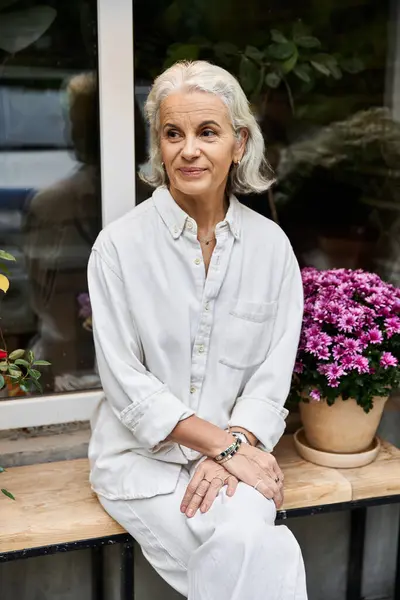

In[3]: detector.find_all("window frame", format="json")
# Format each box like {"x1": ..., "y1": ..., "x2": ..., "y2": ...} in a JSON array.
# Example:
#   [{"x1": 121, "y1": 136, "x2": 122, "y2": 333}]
[{"x1": 0, "y1": 0, "x2": 135, "y2": 430}]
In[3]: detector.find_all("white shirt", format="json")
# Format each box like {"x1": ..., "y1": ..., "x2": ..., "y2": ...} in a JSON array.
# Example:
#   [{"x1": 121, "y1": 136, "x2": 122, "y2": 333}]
[{"x1": 87, "y1": 187, "x2": 303, "y2": 500}]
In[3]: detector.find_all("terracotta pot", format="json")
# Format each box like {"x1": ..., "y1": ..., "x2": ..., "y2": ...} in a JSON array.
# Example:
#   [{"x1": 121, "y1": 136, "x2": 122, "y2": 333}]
[{"x1": 299, "y1": 396, "x2": 388, "y2": 454}]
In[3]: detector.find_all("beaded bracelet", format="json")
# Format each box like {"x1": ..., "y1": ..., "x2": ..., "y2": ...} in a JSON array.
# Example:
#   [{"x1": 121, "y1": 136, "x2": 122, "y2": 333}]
[
  {"x1": 218, "y1": 442, "x2": 242, "y2": 464},
  {"x1": 214, "y1": 437, "x2": 241, "y2": 463}
]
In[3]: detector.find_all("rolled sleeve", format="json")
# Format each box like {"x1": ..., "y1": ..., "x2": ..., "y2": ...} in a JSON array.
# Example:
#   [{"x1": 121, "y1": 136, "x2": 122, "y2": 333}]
[
  {"x1": 229, "y1": 245, "x2": 303, "y2": 451},
  {"x1": 120, "y1": 386, "x2": 194, "y2": 448},
  {"x1": 88, "y1": 243, "x2": 194, "y2": 450}
]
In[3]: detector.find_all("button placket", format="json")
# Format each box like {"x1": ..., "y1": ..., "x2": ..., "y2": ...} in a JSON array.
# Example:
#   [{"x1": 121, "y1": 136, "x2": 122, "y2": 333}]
[{"x1": 189, "y1": 227, "x2": 235, "y2": 409}]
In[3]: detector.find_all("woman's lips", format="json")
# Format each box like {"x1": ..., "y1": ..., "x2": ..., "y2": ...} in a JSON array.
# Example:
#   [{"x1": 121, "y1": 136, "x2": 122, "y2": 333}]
[{"x1": 178, "y1": 168, "x2": 207, "y2": 177}]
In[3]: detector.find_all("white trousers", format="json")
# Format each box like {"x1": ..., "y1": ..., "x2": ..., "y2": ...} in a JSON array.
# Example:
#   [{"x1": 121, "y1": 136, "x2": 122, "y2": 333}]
[{"x1": 100, "y1": 464, "x2": 308, "y2": 599}]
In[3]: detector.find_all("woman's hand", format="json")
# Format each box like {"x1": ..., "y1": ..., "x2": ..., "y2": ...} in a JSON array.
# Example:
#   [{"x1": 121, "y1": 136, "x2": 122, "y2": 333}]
[
  {"x1": 222, "y1": 444, "x2": 285, "y2": 508},
  {"x1": 181, "y1": 458, "x2": 239, "y2": 518}
]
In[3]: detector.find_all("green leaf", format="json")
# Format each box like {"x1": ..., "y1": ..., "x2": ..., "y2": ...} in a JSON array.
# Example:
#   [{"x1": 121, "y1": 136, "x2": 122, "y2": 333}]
[
  {"x1": 27, "y1": 350, "x2": 34, "y2": 364},
  {"x1": 312, "y1": 53, "x2": 342, "y2": 79},
  {"x1": 293, "y1": 64, "x2": 311, "y2": 83},
  {"x1": 0, "y1": 466, "x2": 5, "y2": 473},
  {"x1": 329, "y1": 64, "x2": 342, "y2": 80},
  {"x1": 19, "y1": 383, "x2": 30, "y2": 393},
  {"x1": 281, "y1": 47, "x2": 299, "y2": 74},
  {"x1": 165, "y1": 43, "x2": 199, "y2": 67},
  {"x1": 0, "y1": 362, "x2": 8, "y2": 372},
  {"x1": 0, "y1": 250, "x2": 16, "y2": 262},
  {"x1": 265, "y1": 72, "x2": 281, "y2": 89},
  {"x1": 0, "y1": 374, "x2": 4, "y2": 389},
  {"x1": 14, "y1": 359, "x2": 30, "y2": 368},
  {"x1": 270, "y1": 29, "x2": 288, "y2": 44},
  {"x1": 30, "y1": 378, "x2": 43, "y2": 393},
  {"x1": 8, "y1": 349, "x2": 25, "y2": 360},
  {"x1": 239, "y1": 55, "x2": 260, "y2": 94},
  {"x1": 310, "y1": 60, "x2": 331, "y2": 76},
  {"x1": 2, "y1": 489, "x2": 15, "y2": 501},
  {"x1": 8, "y1": 364, "x2": 21, "y2": 373},
  {"x1": 213, "y1": 41, "x2": 238, "y2": 63},
  {"x1": 294, "y1": 36, "x2": 321, "y2": 49},
  {"x1": 0, "y1": 262, "x2": 11, "y2": 275},
  {"x1": 33, "y1": 360, "x2": 51, "y2": 366},
  {"x1": 28, "y1": 369, "x2": 41, "y2": 380},
  {"x1": 340, "y1": 57, "x2": 364, "y2": 74},
  {"x1": 267, "y1": 42, "x2": 296, "y2": 61},
  {"x1": 0, "y1": 6, "x2": 57, "y2": 54},
  {"x1": 245, "y1": 45, "x2": 264, "y2": 63}
]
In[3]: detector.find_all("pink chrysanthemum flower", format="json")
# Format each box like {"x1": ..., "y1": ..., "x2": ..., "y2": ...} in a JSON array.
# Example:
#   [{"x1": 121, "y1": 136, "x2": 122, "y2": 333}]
[
  {"x1": 309, "y1": 389, "x2": 321, "y2": 402},
  {"x1": 289, "y1": 267, "x2": 400, "y2": 410},
  {"x1": 380, "y1": 352, "x2": 398, "y2": 368}
]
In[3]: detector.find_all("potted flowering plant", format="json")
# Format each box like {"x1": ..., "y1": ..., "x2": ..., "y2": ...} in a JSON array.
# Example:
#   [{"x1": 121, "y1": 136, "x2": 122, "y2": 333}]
[{"x1": 289, "y1": 267, "x2": 400, "y2": 457}]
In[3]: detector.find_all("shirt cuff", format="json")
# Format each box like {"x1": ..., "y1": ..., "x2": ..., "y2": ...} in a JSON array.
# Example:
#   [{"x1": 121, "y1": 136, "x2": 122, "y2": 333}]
[
  {"x1": 229, "y1": 396, "x2": 288, "y2": 452},
  {"x1": 120, "y1": 386, "x2": 195, "y2": 449}
]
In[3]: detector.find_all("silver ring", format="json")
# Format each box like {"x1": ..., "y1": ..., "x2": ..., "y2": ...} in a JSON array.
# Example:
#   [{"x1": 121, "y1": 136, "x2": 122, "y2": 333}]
[
  {"x1": 194, "y1": 492, "x2": 205, "y2": 498},
  {"x1": 254, "y1": 479, "x2": 262, "y2": 491}
]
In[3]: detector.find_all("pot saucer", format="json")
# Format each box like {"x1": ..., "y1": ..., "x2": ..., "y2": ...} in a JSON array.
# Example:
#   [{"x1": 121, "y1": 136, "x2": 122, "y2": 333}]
[{"x1": 294, "y1": 428, "x2": 381, "y2": 468}]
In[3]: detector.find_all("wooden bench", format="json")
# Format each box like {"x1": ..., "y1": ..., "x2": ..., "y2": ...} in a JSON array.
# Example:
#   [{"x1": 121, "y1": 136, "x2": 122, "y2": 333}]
[{"x1": 1, "y1": 435, "x2": 400, "y2": 600}]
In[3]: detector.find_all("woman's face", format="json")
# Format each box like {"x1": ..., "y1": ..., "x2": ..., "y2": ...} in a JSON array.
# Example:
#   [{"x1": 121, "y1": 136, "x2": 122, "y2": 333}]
[{"x1": 159, "y1": 91, "x2": 247, "y2": 198}]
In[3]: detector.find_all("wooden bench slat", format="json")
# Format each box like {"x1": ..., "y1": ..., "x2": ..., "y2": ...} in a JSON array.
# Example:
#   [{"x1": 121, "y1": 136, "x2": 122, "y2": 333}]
[
  {"x1": 0, "y1": 459, "x2": 125, "y2": 553},
  {"x1": 339, "y1": 439, "x2": 400, "y2": 501},
  {"x1": 1, "y1": 435, "x2": 399, "y2": 554}
]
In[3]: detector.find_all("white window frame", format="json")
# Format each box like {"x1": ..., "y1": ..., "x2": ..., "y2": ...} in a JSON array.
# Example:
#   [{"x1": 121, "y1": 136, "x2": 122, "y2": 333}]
[{"x1": 0, "y1": 0, "x2": 135, "y2": 430}]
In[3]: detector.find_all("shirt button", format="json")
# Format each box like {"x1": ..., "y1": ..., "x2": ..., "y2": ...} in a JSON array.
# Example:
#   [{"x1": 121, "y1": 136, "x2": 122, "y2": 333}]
[
  {"x1": 194, "y1": 258, "x2": 201, "y2": 265},
  {"x1": 198, "y1": 344, "x2": 205, "y2": 354},
  {"x1": 173, "y1": 225, "x2": 179, "y2": 234},
  {"x1": 205, "y1": 302, "x2": 210, "y2": 311},
  {"x1": 187, "y1": 221, "x2": 193, "y2": 230},
  {"x1": 190, "y1": 386, "x2": 196, "y2": 394}
]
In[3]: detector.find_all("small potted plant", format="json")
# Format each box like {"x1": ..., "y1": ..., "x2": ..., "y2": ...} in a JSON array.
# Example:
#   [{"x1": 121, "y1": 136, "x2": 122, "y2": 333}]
[
  {"x1": 0, "y1": 250, "x2": 51, "y2": 499},
  {"x1": 289, "y1": 267, "x2": 400, "y2": 463}
]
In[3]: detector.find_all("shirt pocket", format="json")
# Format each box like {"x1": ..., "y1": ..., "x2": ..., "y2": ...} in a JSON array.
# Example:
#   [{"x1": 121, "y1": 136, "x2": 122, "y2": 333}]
[{"x1": 219, "y1": 299, "x2": 277, "y2": 370}]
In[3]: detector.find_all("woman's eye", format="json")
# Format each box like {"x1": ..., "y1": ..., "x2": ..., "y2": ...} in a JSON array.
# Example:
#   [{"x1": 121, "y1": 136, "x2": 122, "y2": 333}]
[
  {"x1": 201, "y1": 129, "x2": 216, "y2": 138},
  {"x1": 166, "y1": 130, "x2": 180, "y2": 139}
]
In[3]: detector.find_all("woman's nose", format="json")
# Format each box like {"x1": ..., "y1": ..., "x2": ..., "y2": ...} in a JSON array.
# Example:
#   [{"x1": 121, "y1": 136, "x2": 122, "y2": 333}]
[{"x1": 181, "y1": 135, "x2": 200, "y2": 160}]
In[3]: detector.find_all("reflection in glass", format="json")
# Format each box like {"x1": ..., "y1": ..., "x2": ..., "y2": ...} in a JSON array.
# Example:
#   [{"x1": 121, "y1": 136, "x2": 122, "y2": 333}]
[
  {"x1": 134, "y1": 0, "x2": 399, "y2": 284},
  {"x1": 0, "y1": 1, "x2": 101, "y2": 396}
]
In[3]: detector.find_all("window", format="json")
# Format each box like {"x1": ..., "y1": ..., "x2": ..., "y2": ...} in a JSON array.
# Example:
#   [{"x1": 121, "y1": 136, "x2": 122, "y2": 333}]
[
  {"x1": 134, "y1": 0, "x2": 400, "y2": 287},
  {"x1": 0, "y1": 0, "x2": 135, "y2": 427},
  {"x1": 3, "y1": 0, "x2": 399, "y2": 427}
]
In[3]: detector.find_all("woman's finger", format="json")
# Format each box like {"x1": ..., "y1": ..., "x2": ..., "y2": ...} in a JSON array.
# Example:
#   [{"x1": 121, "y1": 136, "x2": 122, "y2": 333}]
[
  {"x1": 186, "y1": 479, "x2": 210, "y2": 517},
  {"x1": 253, "y1": 476, "x2": 280, "y2": 503},
  {"x1": 271, "y1": 459, "x2": 284, "y2": 484},
  {"x1": 200, "y1": 477, "x2": 225, "y2": 513},
  {"x1": 181, "y1": 468, "x2": 205, "y2": 512},
  {"x1": 226, "y1": 476, "x2": 238, "y2": 497}
]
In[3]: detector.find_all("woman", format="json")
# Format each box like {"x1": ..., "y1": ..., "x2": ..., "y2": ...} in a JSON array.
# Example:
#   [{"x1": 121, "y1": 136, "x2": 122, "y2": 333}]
[{"x1": 88, "y1": 61, "x2": 307, "y2": 599}]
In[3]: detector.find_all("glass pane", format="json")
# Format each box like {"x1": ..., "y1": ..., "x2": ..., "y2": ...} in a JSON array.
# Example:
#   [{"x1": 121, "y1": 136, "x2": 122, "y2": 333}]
[
  {"x1": 134, "y1": 0, "x2": 399, "y2": 286},
  {"x1": 0, "y1": 0, "x2": 101, "y2": 397}
]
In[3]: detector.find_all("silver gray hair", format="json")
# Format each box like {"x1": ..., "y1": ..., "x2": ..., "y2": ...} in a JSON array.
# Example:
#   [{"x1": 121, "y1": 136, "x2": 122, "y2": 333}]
[{"x1": 139, "y1": 61, "x2": 273, "y2": 194}]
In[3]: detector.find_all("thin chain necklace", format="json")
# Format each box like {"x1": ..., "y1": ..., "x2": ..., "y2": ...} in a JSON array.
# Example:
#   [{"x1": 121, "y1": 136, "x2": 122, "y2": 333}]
[
  {"x1": 198, "y1": 235, "x2": 216, "y2": 246},
  {"x1": 196, "y1": 195, "x2": 229, "y2": 246}
]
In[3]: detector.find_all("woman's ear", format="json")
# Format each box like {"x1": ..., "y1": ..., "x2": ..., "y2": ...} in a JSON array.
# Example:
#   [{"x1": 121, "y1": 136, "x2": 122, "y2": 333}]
[{"x1": 234, "y1": 128, "x2": 249, "y2": 162}]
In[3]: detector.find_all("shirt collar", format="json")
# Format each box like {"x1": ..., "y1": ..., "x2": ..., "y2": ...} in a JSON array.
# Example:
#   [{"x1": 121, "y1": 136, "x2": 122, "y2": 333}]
[{"x1": 152, "y1": 186, "x2": 241, "y2": 241}]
